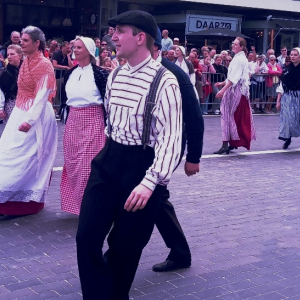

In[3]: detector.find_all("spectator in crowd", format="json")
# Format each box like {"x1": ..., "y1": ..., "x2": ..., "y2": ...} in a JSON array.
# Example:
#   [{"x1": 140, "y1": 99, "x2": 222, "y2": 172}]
[
  {"x1": 212, "y1": 54, "x2": 227, "y2": 114},
  {"x1": 281, "y1": 55, "x2": 291, "y2": 75},
  {"x1": 200, "y1": 56, "x2": 216, "y2": 114},
  {"x1": 0, "y1": 45, "x2": 23, "y2": 124},
  {"x1": 161, "y1": 29, "x2": 173, "y2": 51},
  {"x1": 214, "y1": 37, "x2": 256, "y2": 154},
  {"x1": 173, "y1": 37, "x2": 180, "y2": 46},
  {"x1": 188, "y1": 50, "x2": 203, "y2": 100},
  {"x1": 265, "y1": 54, "x2": 282, "y2": 113},
  {"x1": 220, "y1": 50, "x2": 228, "y2": 66},
  {"x1": 224, "y1": 55, "x2": 232, "y2": 68},
  {"x1": 102, "y1": 57, "x2": 115, "y2": 73},
  {"x1": 199, "y1": 47, "x2": 209, "y2": 63},
  {"x1": 161, "y1": 50, "x2": 168, "y2": 58},
  {"x1": 265, "y1": 48, "x2": 275, "y2": 64},
  {"x1": 277, "y1": 46, "x2": 288, "y2": 68},
  {"x1": 174, "y1": 46, "x2": 196, "y2": 92},
  {"x1": 209, "y1": 48, "x2": 216, "y2": 63},
  {"x1": 102, "y1": 27, "x2": 116, "y2": 53},
  {"x1": 60, "y1": 37, "x2": 109, "y2": 215},
  {"x1": 76, "y1": 10, "x2": 182, "y2": 300},
  {"x1": 251, "y1": 54, "x2": 268, "y2": 113},
  {"x1": 166, "y1": 49, "x2": 175, "y2": 62},
  {"x1": 276, "y1": 47, "x2": 300, "y2": 149},
  {"x1": 47, "y1": 39, "x2": 58, "y2": 60},
  {"x1": 94, "y1": 37, "x2": 101, "y2": 57},
  {"x1": 0, "y1": 25, "x2": 57, "y2": 215},
  {"x1": 0, "y1": 31, "x2": 21, "y2": 58},
  {"x1": 52, "y1": 41, "x2": 73, "y2": 113}
]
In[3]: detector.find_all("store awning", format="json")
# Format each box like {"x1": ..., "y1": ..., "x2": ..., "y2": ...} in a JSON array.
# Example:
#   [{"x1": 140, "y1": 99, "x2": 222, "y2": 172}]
[{"x1": 186, "y1": 28, "x2": 252, "y2": 39}]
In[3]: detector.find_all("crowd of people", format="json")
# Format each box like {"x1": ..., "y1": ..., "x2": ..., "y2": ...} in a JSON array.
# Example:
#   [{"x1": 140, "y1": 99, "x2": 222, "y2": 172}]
[{"x1": 0, "y1": 9, "x2": 299, "y2": 299}]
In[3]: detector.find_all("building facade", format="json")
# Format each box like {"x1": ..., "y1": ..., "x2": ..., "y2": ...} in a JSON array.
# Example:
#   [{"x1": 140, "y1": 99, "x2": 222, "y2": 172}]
[{"x1": 1, "y1": 0, "x2": 300, "y2": 54}]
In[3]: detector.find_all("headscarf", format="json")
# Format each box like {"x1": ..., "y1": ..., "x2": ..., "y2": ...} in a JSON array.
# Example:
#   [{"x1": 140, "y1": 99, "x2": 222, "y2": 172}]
[
  {"x1": 178, "y1": 46, "x2": 186, "y2": 56},
  {"x1": 76, "y1": 37, "x2": 96, "y2": 58}
]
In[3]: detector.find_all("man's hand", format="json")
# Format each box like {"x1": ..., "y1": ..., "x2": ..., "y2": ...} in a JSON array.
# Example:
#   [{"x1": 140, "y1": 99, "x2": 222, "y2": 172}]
[
  {"x1": 124, "y1": 184, "x2": 153, "y2": 212},
  {"x1": 18, "y1": 122, "x2": 32, "y2": 132},
  {"x1": 184, "y1": 162, "x2": 200, "y2": 176}
]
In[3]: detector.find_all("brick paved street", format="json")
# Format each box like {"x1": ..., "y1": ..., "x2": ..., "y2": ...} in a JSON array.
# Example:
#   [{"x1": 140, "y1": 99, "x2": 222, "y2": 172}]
[{"x1": 1, "y1": 114, "x2": 300, "y2": 300}]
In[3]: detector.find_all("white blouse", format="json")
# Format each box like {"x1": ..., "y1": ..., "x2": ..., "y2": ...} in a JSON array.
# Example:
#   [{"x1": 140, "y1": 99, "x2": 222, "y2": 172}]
[
  {"x1": 227, "y1": 51, "x2": 250, "y2": 96},
  {"x1": 66, "y1": 64, "x2": 103, "y2": 107}
]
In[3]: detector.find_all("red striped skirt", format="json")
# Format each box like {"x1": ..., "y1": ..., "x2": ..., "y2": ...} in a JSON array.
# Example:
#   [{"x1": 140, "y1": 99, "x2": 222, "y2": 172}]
[{"x1": 60, "y1": 105, "x2": 106, "y2": 215}]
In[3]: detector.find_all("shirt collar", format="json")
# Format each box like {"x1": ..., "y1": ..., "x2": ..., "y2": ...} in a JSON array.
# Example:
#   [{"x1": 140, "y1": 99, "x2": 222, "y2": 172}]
[
  {"x1": 77, "y1": 63, "x2": 92, "y2": 71},
  {"x1": 127, "y1": 55, "x2": 152, "y2": 73}
]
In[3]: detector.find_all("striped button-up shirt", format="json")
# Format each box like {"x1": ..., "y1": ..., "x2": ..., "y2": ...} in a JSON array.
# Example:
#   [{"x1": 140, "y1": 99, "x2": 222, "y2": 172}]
[{"x1": 105, "y1": 56, "x2": 182, "y2": 191}]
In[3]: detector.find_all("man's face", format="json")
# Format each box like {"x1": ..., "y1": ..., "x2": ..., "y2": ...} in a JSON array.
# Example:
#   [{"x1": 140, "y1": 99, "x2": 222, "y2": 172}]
[
  {"x1": 173, "y1": 40, "x2": 179, "y2": 45},
  {"x1": 221, "y1": 52, "x2": 227, "y2": 59},
  {"x1": 108, "y1": 27, "x2": 115, "y2": 36},
  {"x1": 188, "y1": 53, "x2": 196, "y2": 63},
  {"x1": 50, "y1": 40, "x2": 58, "y2": 50},
  {"x1": 281, "y1": 47, "x2": 287, "y2": 56},
  {"x1": 167, "y1": 50, "x2": 175, "y2": 61},
  {"x1": 112, "y1": 25, "x2": 140, "y2": 59},
  {"x1": 162, "y1": 30, "x2": 168, "y2": 38},
  {"x1": 248, "y1": 53, "x2": 254, "y2": 62},
  {"x1": 210, "y1": 49, "x2": 216, "y2": 58},
  {"x1": 11, "y1": 33, "x2": 20, "y2": 44},
  {"x1": 62, "y1": 44, "x2": 71, "y2": 55}
]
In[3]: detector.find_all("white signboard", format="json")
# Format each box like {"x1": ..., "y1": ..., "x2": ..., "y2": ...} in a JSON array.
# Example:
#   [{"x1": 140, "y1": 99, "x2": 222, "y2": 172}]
[{"x1": 186, "y1": 14, "x2": 240, "y2": 34}]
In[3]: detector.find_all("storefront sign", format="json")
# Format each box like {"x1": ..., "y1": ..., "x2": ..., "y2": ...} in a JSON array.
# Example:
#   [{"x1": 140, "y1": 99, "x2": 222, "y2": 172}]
[{"x1": 186, "y1": 14, "x2": 241, "y2": 34}]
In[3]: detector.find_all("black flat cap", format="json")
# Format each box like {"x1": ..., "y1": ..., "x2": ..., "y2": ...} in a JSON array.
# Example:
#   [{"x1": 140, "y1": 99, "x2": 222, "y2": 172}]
[{"x1": 108, "y1": 10, "x2": 157, "y2": 40}]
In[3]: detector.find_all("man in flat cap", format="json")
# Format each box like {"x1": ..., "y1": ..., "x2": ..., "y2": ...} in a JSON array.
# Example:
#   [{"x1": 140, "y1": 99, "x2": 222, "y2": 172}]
[{"x1": 76, "y1": 10, "x2": 183, "y2": 300}]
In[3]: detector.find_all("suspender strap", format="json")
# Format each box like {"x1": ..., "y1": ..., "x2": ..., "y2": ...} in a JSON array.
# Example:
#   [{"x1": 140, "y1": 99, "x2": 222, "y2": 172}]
[
  {"x1": 107, "y1": 66, "x2": 122, "y2": 137},
  {"x1": 141, "y1": 66, "x2": 167, "y2": 149}
]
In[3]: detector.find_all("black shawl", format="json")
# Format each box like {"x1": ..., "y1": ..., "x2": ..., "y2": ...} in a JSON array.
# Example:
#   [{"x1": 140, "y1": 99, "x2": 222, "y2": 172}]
[
  {"x1": 0, "y1": 62, "x2": 21, "y2": 102},
  {"x1": 281, "y1": 62, "x2": 300, "y2": 92}
]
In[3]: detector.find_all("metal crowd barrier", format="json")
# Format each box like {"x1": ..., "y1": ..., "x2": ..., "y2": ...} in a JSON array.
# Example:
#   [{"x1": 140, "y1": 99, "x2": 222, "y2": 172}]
[{"x1": 199, "y1": 72, "x2": 280, "y2": 114}]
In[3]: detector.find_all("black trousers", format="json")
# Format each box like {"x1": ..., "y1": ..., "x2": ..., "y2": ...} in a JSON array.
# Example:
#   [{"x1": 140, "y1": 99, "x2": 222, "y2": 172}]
[
  {"x1": 76, "y1": 139, "x2": 163, "y2": 300},
  {"x1": 155, "y1": 133, "x2": 191, "y2": 264},
  {"x1": 155, "y1": 188, "x2": 191, "y2": 264}
]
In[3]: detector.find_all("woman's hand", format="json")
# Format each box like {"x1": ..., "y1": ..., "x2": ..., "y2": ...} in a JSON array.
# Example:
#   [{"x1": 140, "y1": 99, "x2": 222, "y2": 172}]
[
  {"x1": 0, "y1": 110, "x2": 5, "y2": 119},
  {"x1": 276, "y1": 101, "x2": 281, "y2": 112},
  {"x1": 215, "y1": 81, "x2": 225, "y2": 87},
  {"x1": 18, "y1": 122, "x2": 32, "y2": 132},
  {"x1": 216, "y1": 88, "x2": 225, "y2": 99}
]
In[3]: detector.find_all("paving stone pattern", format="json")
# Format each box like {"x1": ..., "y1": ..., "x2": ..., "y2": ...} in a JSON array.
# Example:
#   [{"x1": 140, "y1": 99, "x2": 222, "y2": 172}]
[{"x1": 1, "y1": 115, "x2": 300, "y2": 299}]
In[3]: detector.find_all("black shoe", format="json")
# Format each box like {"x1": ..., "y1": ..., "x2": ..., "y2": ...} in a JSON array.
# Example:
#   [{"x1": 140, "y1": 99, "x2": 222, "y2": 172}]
[
  {"x1": 283, "y1": 138, "x2": 291, "y2": 150},
  {"x1": 213, "y1": 147, "x2": 229, "y2": 155},
  {"x1": 228, "y1": 146, "x2": 238, "y2": 151},
  {"x1": 152, "y1": 259, "x2": 191, "y2": 272},
  {"x1": 258, "y1": 108, "x2": 266, "y2": 114}
]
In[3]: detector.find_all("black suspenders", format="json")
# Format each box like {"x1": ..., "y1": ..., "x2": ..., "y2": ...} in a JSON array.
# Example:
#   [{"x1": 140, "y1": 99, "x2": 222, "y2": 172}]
[{"x1": 107, "y1": 65, "x2": 167, "y2": 149}]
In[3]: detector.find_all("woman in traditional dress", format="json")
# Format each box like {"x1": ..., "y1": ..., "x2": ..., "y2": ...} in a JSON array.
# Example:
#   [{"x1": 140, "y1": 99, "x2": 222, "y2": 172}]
[
  {"x1": 60, "y1": 37, "x2": 109, "y2": 215},
  {"x1": 0, "y1": 44, "x2": 23, "y2": 124},
  {"x1": 0, "y1": 26, "x2": 57, "y2": 215},
  {"x1": 276, "y1": 48, "x2": 300, "y2": 149},
  {"x1": 213, "y1": 37, "x2": 256, "y2": 154}
]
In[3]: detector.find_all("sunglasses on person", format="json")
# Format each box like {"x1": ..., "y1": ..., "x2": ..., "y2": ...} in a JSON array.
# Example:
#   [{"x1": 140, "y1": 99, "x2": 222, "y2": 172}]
[{"x1": 101, "y1": 43, "x2": 107, "y2": 46}]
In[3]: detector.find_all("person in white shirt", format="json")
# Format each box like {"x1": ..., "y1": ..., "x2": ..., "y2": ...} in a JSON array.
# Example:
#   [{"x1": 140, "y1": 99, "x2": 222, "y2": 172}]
[
  {"x1": 214, "y1": 37, "x2": 256, "y2": 154},
  {"x1": 76, "y1": 10, "x2": 182, "y2": 300},
  {"x1": 161, "y1": 29, "x2": 173, "y2": 51},
  {"x1": 60, "y1": 37, "x2": 109, "y2": 215},
  {"x1": 277, "y1": 46, "x2": 288, "y2": 68}
]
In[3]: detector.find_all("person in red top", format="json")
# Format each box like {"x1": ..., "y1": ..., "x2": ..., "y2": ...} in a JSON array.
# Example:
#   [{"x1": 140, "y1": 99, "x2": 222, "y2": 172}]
[{"x1": 266, "y1": 55, "x2": 282, "y2": 113}]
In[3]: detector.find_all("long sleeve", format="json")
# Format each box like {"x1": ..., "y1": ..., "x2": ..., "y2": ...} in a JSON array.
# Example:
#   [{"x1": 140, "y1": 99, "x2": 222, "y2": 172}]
[
  {"x1": 23, "y1": 75, "x2": 53, "y2": 126},
  {"x1": 141, "y1": 82, "x2": 182, "y2": 191}
]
